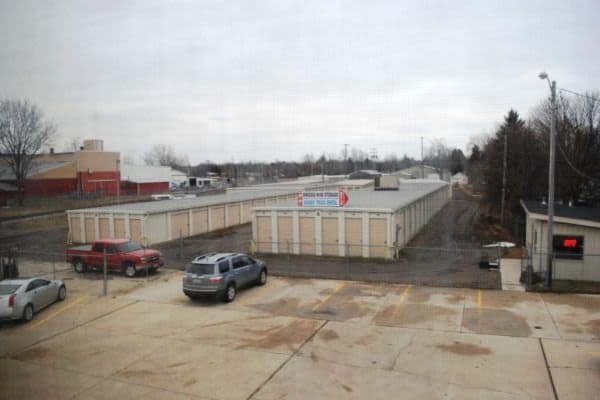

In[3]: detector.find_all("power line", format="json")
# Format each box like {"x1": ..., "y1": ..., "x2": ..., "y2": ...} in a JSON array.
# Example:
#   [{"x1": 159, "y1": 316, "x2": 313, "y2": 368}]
[
  {"x1": 555, "y1": 141, "x2": 600, "y2": 183},
  {"x1": 558, "y1": 87, "x2": 600, "y2": 102}
]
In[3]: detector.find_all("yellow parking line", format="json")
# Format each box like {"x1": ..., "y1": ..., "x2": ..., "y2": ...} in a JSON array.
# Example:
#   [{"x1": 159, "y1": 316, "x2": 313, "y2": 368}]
[
  {"x1": 477, "y1": 289, "x2": 482, "y2": 308},
  {"x1": 397, "y1": 285, "x2": 413, "y2": 305},
  {"x1": 28, "y1": 296, "x2": 87, "y2": 330},
  {"x1": 312, "y1": 282, "x2": 347, "y2": 311}
]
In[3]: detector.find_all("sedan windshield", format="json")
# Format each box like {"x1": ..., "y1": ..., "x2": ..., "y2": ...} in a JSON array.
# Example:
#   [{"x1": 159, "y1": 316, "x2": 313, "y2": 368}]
[
  {"x1": 0, "y1": 284, "x2": 21, "y2": 295},
  {"x1": 118, "y1": 242, "x2": 143, "y2": 252},
  {"x1": 186, "y1": 263, "x2": 215, "y2": 276}
]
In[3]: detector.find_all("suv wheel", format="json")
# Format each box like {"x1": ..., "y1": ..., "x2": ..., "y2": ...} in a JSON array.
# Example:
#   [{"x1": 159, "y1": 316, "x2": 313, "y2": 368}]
[
  {"x1": 257, "y1": 269, "x2": 267, "y2": 286},
  {"x1": 224, "y1": 284, "x2": 236, "y2": 303}
]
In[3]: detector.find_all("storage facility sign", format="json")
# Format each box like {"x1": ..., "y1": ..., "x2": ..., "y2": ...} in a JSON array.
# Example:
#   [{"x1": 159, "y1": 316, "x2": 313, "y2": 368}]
[{"x1": 297, "y1": 191, "x2": 349, "y2": 207}]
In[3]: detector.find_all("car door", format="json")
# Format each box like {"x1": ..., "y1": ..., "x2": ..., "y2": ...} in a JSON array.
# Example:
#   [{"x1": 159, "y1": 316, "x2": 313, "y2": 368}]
[
  {"x1": 35, "y1": 279, "x2": 55, "y2": 307},
  {"x1": 91, "y1": 242, "x2": 105, "y2": 268},
  {"x1": 25, "y1": 280, "x2": 44, "y2": 311},
  {"x1": 231, "y1": 256, "x2": 249, "y2": 286},
  {"x1": 106, "y1": 244, "x2": 120, "y2": 271},
  {"x1": 241, "y1": 256, "x2": 259, "y2": 283}
]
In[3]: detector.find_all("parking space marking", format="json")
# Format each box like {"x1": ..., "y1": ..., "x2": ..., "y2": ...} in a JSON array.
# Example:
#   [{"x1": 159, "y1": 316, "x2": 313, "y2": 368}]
[
  {"x1": 311, "y1": 282, "x2": 347, "y2": 312},
  {"x1": 28, "y1": 296, "x2": 87, "y2": 330},
  {"x1": 477, "y1": 289, "x2": 482, "y2": 308},
  {"x1": 397, "y1": 285, "x2": 413, "y2": 305}
]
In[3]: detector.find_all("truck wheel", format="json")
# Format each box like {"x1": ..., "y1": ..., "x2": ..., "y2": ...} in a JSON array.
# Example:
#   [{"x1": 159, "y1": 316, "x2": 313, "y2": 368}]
[
  {"x1": 73, "y1": 259, "x2": 86, "y2": 273},
  {"x1": 123, "y1": 263, "x2": 137, "y2": 278}
]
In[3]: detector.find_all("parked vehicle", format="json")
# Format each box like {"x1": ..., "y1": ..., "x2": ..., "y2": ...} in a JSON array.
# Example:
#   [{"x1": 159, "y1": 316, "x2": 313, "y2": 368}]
[
  {"x1": 66, "y1": 239, "x2": 164, "y2": 278},
  {"x1": 0, "y1": 278, "x2": 67, "y2": 322},
  {"x1": 182, "y1": 252, "x2": 267, "y2": 302}
]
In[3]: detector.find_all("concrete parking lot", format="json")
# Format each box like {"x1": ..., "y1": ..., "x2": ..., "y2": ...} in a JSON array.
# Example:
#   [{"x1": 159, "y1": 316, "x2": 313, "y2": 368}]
[{"x1": 1, "y1": 268, "x2": 598, "y2": 399}]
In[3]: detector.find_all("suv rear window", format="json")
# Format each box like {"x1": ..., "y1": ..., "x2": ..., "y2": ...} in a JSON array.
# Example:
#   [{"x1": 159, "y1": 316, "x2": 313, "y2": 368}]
[
  {"x1": 0, "y1": 284, "x2": 21, "y2": 295},
  {"x1": 218, "y1": 260, "x2": 230, "y2": 273},
  {"x1": 186, "y1": 263, "x2": 215, "y2": 275}
]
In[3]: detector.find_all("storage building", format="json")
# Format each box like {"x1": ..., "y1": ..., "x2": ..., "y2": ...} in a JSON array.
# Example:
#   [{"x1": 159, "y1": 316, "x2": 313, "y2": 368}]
[
  {"x1": 252, "y1": 180, "x2": 451, "y2": 260},
  {"x1": 521, "y1": 200, "x2": 600, "y2": 282}
]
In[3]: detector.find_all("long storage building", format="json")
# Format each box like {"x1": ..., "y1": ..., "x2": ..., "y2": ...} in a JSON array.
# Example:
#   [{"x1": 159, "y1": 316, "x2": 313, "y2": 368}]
[{"x1": 251, "y1": 180, "x2": 451, "y2": 260}]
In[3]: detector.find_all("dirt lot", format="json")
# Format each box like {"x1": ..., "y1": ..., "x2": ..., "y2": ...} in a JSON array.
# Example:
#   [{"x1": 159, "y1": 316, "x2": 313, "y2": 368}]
[{"x1": 1, "y1": 271, "x2": 598, "y2": 399}]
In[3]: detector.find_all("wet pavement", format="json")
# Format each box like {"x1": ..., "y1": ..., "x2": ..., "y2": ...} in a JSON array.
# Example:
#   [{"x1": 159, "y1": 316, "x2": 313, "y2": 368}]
[{"x1": 1, "y1": 271, "x2": 598, "y2": 399}]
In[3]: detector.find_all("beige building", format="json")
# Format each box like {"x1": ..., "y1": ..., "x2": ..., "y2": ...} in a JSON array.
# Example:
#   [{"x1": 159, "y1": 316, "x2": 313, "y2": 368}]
[
  {"x1": 252, "y1": 180, "x2": 451, "y2": 260},
  {"x1": 66, "y1": 177, "x2": 373, "y2": 245},
  {"x1": 522, "y1": 200, "x2": 600, "y2": 282}
]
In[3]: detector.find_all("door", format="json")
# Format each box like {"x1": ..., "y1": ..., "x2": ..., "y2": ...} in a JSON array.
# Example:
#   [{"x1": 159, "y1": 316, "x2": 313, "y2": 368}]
[
  {"x1": 35, "y1": 279, "x2": 55, "y2": 307},
  {"x1": 231, "y1": 256, "x2": 251, "y2": 286},
  {"x1": 106, "y1": 244, "x2": 121, "y2": 271},
  {"x1": 90, "y1": 242, "x2": 105, "y2": 268}
]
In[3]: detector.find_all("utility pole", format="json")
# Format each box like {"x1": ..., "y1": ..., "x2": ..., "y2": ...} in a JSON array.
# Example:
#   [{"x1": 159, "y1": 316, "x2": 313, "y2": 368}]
[
  {"x1": 500, "y1": 133, "x2": 507, "y2": 223},
  {"x1": 546, "y1": 79, "x2": 557, "y2": 289},
  {"x1": 421, "y1": 136, "x2": 424, "y2": 179},
  {"x1": 538, "y1": 72, "x2": 557, "y2": 290}
]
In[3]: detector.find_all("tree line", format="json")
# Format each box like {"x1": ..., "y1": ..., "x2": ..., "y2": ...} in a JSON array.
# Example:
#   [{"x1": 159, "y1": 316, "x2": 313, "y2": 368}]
[{"x1": 469, "y1": 90, "x2": 600, "y2": 223}]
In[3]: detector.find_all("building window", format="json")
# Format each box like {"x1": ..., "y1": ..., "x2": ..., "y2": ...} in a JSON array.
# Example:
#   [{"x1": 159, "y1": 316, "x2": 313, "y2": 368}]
[{"x1": 553, "y1": 235, "x2": 584, "y2": 260}]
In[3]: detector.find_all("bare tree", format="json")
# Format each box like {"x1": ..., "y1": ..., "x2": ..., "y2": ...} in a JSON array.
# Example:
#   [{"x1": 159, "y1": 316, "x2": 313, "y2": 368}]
[
  {"x1": 143, "y1": 144, "x2": 189, "y2": 169},
  {"x1": 0, "y1": 99, "x2": 55, "y2": 205},
  {"x1": 64, "y1": 136, "x2": 83, "y2": 152}
]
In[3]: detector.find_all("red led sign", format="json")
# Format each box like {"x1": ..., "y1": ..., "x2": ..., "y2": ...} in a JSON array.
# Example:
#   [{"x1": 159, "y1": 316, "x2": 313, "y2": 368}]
[{"x1": 562, "y1": 238, "x2": 578, "y2": 248}]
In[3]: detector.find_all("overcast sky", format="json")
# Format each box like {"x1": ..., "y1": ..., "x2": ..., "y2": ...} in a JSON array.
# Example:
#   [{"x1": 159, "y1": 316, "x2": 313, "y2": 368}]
[{"x1": 1, "y1": 1, "x2": 598, "y2": 164}]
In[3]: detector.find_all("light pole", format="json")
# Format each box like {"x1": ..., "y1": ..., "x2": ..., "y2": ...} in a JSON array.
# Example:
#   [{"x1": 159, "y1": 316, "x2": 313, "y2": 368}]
[{"x1": 538, "y1": 72, "x2": 557, "y2": 289}]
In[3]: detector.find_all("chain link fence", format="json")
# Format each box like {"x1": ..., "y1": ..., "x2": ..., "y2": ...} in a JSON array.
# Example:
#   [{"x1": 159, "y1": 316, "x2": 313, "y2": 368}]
[
  {"x1": 521, "y1": 249, "x2": 600, "y2": 293},
  {"x1": 250, "y1": 240, "x2": 501, "y2": 289}
]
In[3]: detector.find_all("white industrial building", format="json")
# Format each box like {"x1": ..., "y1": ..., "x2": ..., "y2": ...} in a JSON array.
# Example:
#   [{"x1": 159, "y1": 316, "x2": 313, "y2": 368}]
[{"x1": 252, "y1": 180, "x2": 451, "y2": 260}]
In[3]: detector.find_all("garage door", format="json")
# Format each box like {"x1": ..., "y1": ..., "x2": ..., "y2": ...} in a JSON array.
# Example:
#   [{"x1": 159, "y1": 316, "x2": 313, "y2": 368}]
[
  {"x1": 242, "y1": 202, "x2": 253, "y2": 223},
  {"x1": 345, "y1": 218, "x2": 362, "y2": 257},
  {"x1": 299, "y1": 217, "x2": 316, "y2": 255},
  {"x1": 70, "y1": 216, "x2": 82, "y2": 243},
  {"x1": 211, "y1": 207, "x2": 225, "y2": 230},
  {"x1": 321, "y1": 217, "x2": 338, "y2": 256},
  {"x1": 99, "y1": 218, "x2": 111, "y2": 239},
  {"x1": 192, "y1": 209, "x2": 208, "y2": 234},
  {"x1": 228, "y1": 204, "x2": 240, "y2": 226},
  {"x1": 256, "y1": 216, "x2": 272, "y2": 253},
  {"x1": 277, "y1": 216, "x2": 293, "y2": 253},
  {"x1": 130, "y1": 219, "x2": 142, "y2": 243},
  {"x1": 114, "y1": 219, "x2": 126, "y2": 239},
  {"x1": 85, "y1": 217, "x2": 96, "y2": 242},
  {"x1": 171, "y1": 212, "x2": 189, "y2": 240},
  {"x1": 369, "y1": 218, "x2": 387, "y2": 258}
]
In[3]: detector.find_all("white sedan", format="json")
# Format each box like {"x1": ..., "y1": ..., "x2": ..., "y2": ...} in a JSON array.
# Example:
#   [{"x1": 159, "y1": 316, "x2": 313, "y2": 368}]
[{"x1": 0, "y1": 278, "x2": 67, "y2": 322}]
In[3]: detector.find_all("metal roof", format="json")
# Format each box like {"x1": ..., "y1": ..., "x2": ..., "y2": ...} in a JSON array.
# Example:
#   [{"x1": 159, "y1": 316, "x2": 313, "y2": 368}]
[
  {"x1": 256, "y1": 180, "x2": 448, "y2": 212},
  {"x1": 521, "y1": 200, "x2": 600, "y2": 224}
]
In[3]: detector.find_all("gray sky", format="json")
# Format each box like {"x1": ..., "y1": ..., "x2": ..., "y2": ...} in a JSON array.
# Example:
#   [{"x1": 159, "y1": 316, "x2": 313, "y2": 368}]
[{"x1": 1, "y1": 0, "x2": 598, "y2": 164}]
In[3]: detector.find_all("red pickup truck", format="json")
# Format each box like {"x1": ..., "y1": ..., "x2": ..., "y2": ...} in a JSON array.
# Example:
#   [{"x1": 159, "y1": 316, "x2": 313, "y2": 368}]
[{"x1": 66, "y1": 239, "x2": 165, "y2": 278}]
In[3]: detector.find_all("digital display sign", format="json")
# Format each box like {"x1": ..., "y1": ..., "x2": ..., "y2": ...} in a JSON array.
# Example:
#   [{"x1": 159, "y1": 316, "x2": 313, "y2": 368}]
[{"x1": 553, "y1": 235, "x2": 584, "y2": 260}]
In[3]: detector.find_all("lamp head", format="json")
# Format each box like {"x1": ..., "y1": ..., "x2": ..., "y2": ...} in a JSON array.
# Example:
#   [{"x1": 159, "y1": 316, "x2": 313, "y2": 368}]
[{"x1": 538, "y1": 72, "x2": 548, "y2": 80}]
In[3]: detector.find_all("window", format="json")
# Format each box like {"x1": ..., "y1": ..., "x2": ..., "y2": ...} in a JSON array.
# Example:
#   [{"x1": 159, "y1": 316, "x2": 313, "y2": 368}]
[
  {"x1": 232, "y1": 257, "x2": 249, "y2": 269},
  {"x1": 218, "y1": 260, "x2": 230, "y2": 273},
  {"x1": 118, "y1": 242, "x2": 143, "y2": 252},
  {"x1": 107, "y1": 245, "x2": 117, "y2": 254},
  {"x1": 186, "y1": 263, "x2": 215, "y2": 275},
  {"x1": 92, "y1": 242, "x2": 105, "y2": 252},
  {"x1": 0, "y1": 284, "x2": 21, "y2": 295},
  {"x1": 553, "y1": 235, "x2": 584, "y2": 260}
]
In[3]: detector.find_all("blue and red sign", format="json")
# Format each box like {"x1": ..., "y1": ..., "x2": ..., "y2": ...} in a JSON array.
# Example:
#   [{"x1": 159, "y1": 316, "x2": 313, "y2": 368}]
[{"x1": 297, "y1": 191, "x2": 349, "y2": 207}]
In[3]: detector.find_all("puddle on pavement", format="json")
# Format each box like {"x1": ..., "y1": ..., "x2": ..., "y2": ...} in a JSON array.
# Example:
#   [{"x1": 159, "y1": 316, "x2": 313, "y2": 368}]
[
  {"x1": 542, "y1": 294, "x2": 600, "y2": 312},
  {"x1": 584, "y1": 319, "x2": 599, "y2": 338},
  {"x1": 11, "y1": 346, "x2": 51, "y2": 361},
  {"x1": 462, "y1": 308, "x2": 532, "y2": 337},
  {"x1": 374, "y1": 303, "x2": 457, "y2": 327},
  {"x1": 321, "y1": 283, "x2": 388, "y2": 297},
  {"x1": 435, "y1": 341, "x2": 492, "y2": 356},
  {"x1": 235, "y1": 319, "x2": 320, "y2": 351},
  {"x1": 318, "y1": 329, "x2": 340, "y2": 341},
  {"x1": 311, "y1": 297, "x2": 373, "y2": 322}
]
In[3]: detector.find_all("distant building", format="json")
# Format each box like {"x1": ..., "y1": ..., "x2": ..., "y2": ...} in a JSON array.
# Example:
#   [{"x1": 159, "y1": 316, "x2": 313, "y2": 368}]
[
  {"x1": 0, "y1": 139, "x2": 120, "y2": 198},
  {"x1": 521, "y1": 200, "x2": 600, "y2": 282},
  {"x1": 451, "y1": 172, "x2": 469, "y2": 186},
  {"x1": 120, "y1": 164, "x2": 171, "y2": 196}
]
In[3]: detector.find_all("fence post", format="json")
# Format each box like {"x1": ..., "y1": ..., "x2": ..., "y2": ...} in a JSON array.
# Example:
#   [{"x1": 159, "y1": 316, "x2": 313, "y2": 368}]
[
  {"x1": 103, "y1": 248, "x2": 107, "y2": 296},
  {"x1": 145, "y1": 246, "x2": 149, "y2": 280},
  {"x1": 179, "y1": 229, "x2": 183, "y2": 260},
  {"x1": 346, "y1": 243, "x2": 350, "y2": 280},
  {"x1": 52, "y1": 257, "x2": 56, "y2": 280}
]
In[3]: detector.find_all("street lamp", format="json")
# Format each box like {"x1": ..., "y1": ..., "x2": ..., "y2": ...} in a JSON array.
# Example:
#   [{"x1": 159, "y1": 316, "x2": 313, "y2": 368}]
[{"x1": 538, "y1": 71, "x2": 557, "y2": 289}]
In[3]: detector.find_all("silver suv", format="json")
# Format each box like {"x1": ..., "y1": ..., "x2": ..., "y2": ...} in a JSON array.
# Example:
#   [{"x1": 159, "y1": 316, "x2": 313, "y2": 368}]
[{"x1": 182, "y1": 253, "x2": 267, "y2": 302}]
